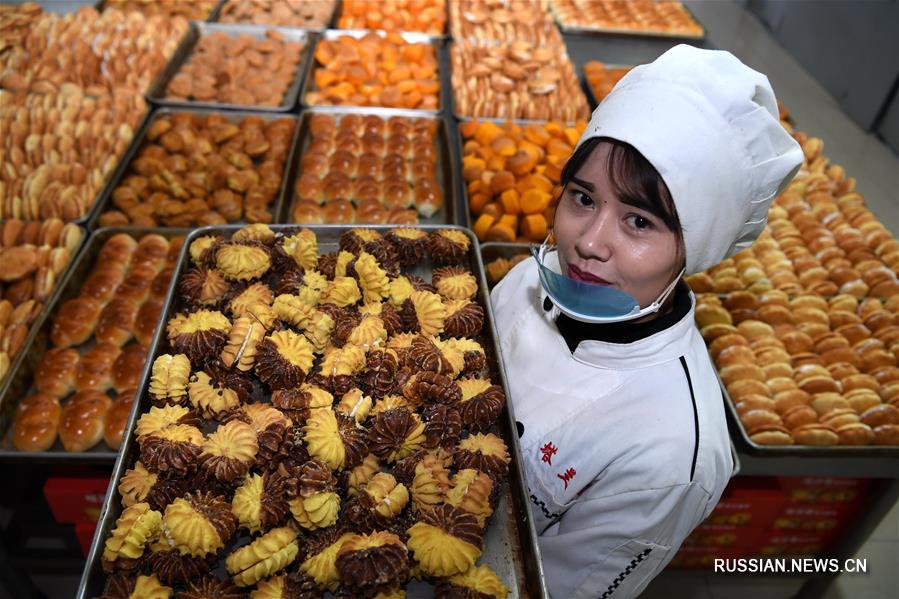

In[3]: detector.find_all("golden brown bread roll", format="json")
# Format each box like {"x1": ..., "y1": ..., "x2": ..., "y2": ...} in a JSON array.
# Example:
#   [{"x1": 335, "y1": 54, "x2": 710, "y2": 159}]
[
  {"x1": 132, "y1": 234, "x2": 170, "y2": 271},
  {"x1": 828, "y1": 310, "x2": 862, "y2": 329},
  {"x1": 741, "y1": 409, "x2": 783, "y2": 433},
  {"x1": 798, "y1": 376, "x2": 840, "y2": 395},
  {"x1": 755, "y1": 347, "x2": 791, "y2": 366},
  {"x1": 841, "y1": 373, "x2": 880, "y2": 394},
  {"x1": 836, "y1": 422, "x2": 875, "y2": 446},
  {"x1": 767, "y1": 377, "x2": 798, "y2": 395},
  {"x1": 861, "y1": 349, "x2": 897, "y2": 372},
  {"x1": 704, "y1": 327, "x2": 741, "y2": 348},
  {"x1": 872, "y1": 366, "x2": 899, "y2": 386},
  {"x1": 96, "y1": 297, "x2": 140, "y2": 347},
  {"x1": 763, "y1": 362, "x2": 793, "y2": 380},
  {"x1": 115, "y1": 263, "x2": 159, "y2": 304},
  {"x1": 134, "y1": 298, "x2": 165, "y2": 346},
  {"x1": 777, "y1": 329, "x2": 813, "y2": 355},
  {"x1": 860, "y1": 404, "x2": 899, "y2": 428},
  {"x1": 75, "y1": 342, "x2": 122, "y2": 393},
  {"x1": 836, "y1": 323, "x2": 872, "y2": 346},
  {"x1": 845, "y1": 389, "x2": 882, "y2": 414},
  {"x1": 810, "y1": 393, "x2": 851, "y2": 417},
  {"x1": 792, "y1": 423, "x2": 839, "y2": 446},
  {"x1": 790, "y1": 295, "x2": 829, "y2": 312},
  {"x1": 735, "y1": 394, "x2": 776, "y2": 414},
  {"x1": 815, "y1": 332, "x2": 850, "y2": 353},
  {"x1": 781, "y1": 404, "x2": 818, "y2": 429},
  {"x1": 51, "y1": 297, "x2": 103, "y2": 348},
  {"x1": 750, "y1": 425, "x2": 793, "y2": 445},
  {"x1": 80, "y1": 263, "x2": 128, "y2": 304},
  {"x1": 796, "y1": 322, "x2": 830, "y2": 342},
  {"x1": 873, "y1": 424, "x2": 899, "y2": 445},
  {"x1": 113, "y1": 344, "x2": 150, "y2": 393},
  {"x1": 715, "y1": 345, "x2": 756, "y2": 369},
  {"x1": 723, "y1": 291, "x2": 759, "y2": 312},
  {"x1": 750, "y1": 336, "x2": 787, "y2": 352},
  {"x1": 104, "y1": 389, "x2": 136, "y2": 450},
  {"x1": 97, "y1": 234, "x2": 138, "y2": 265},
  {"x1": 695, "y1": 304, "x2": 732, "y2": 329},
  {"x1": 727, "y1": 379, "x2": 770, "y2": 402},
  {"x1": 820, "y1": 408, "x2": 860, "y2": 429},
  {"x1": 737, "y1": 320, "x2": 775, "y2": 341},
  {"x1": 60, "y1": 391, "x2": 111, "y2": 452},
  {"x1": 34, "y1": 347, "x2": 80, "y2": 398},
  {"x1": 13, "y1": 393, "x2": 61, "y2": 452}
]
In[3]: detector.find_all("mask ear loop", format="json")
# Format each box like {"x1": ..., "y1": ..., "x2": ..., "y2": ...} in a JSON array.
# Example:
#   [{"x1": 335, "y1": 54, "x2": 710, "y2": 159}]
[{"x1": 646, "y1": 267, "x2": 686, "y2": 312}]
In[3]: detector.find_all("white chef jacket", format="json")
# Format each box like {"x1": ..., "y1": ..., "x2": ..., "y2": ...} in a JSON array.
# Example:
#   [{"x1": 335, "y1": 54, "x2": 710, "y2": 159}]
[{"x1": 491, "y1": 258, "x2": 734, "y2": 599}]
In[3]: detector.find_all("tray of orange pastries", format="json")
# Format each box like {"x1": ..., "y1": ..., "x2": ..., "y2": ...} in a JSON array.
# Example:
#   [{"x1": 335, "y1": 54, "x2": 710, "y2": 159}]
[
  {"x1": 217, "y1": 0, "x2": 337, "y2": 29},
  {"x1": 458, "y1": 118, "x2": 587, "y2": 244},
  {"x1": 303, "y1": 30, "x2": 443, "y2": 113},
  {"x1": 338, "y1": 0, "x2": 448, "y2": 37},
  {"x1": 288, "y1": 107, "x2": 457, "y2": 227},
  {"x1": 549, "y1": 0, "x2": 705, "y2": 39},
  {"x1": 449, "y1": 0, "x2": 562, "y2": 45},
  {"x1": 0, "y1": 229, "x2": 185, "y2": 463},
  {"x1": 145, "y1": 22, "x2": 314, "y2": 112},
  {"x1": 582, "y1": 61, "x2": 632, "y2": 107},
  {"x1": 77, "y1": 223, "x2": 547, "y2": 598},
  {"x1": 450, "y1": 38, "x2": 590, "y2": 123}
]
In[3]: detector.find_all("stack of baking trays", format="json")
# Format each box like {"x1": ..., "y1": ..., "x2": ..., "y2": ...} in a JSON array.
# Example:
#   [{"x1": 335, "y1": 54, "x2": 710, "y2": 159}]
[{"x1": 75, "y1": 224, "x2": 545, "y2": 598}]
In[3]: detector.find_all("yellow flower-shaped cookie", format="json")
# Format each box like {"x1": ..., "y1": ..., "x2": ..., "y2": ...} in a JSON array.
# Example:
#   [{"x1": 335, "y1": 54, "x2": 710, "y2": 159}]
[
  {"x1": 102, "y1": 503, "x2": 162, "y2": 566},
  {"x1": 148, "y1": 354, "x2": 191, "y2": 405},
  {"x1": 226, "y1": 526, "x2": 299, "y2": 587}
]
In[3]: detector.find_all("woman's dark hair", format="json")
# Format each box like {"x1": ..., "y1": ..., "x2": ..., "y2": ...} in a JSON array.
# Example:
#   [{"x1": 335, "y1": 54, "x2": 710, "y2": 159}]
[{"x1": 560, "y1": 137, "x2": 683, "y2": 243}]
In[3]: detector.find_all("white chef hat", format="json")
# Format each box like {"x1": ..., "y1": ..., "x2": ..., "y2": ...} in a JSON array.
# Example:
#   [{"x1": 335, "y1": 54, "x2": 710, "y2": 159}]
[{"x1": 577, "y1": 44, "x2": 804, "y2": 275}]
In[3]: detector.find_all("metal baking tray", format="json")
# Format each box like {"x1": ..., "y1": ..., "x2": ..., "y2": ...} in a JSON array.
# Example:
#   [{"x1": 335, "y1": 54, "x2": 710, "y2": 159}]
[
  {"x1": 301, "y1": 29, "x2": 446, "y2": 115},
  {"x1": 332, "y1": 0, "x2": 449, "y2": 39},
  {"x1": 96, "y1": 0, "x2": 225, "y2": 21},
  {"x1": 551, "y1": 1, "x2": 706, "y2": 40},
  {"x1": 86, "y1": 107, "x2": 302, "y2": 231},
  {"x1": 212, "y1": 0, "x2": 339, "y2": 30},
  {"x1": 582, "y1": 62, "x2": 633, "y2": 108},
  {"x1": 78, "y1": 224, "x2": 547, "y2": 599},
  {"x1": 283, "y1": 106, "x2": 458, "y2": 225},
  {"x1": 480, "y1": 242, "x2": 531, "y2": 289},
  {"x1": 145, "y1": 22, "x2": 316, "y2": 113},
  {"x1": 718, "y1": 368, "x2": 899, "y2": 457},
  {"x1": 0, "y1": 228, "x2": 186, "y2": 464}
]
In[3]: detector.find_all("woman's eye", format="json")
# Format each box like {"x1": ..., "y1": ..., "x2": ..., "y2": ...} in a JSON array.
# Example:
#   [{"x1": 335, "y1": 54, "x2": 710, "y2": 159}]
[
  {"x1": 572, "y1": 191, "x2": 593, "y2": 207},
  {"x1": 626, "y1": 214, "x2": 652, "y2": 230}
]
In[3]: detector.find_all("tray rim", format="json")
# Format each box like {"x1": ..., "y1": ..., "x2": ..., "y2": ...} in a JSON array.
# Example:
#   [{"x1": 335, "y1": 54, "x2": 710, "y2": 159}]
[
  {"x1": 211, "y1": 0, "x2": 339, "y2": 30},
  {"x1": 550, "y1": 0, "x2": 706, "y2": 40}
]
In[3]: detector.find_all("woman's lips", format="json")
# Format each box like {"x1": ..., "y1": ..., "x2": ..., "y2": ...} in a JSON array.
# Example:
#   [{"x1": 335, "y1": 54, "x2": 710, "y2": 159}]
[{"x1": 567, "y1": 264, "x2": 612, "y2": 286}]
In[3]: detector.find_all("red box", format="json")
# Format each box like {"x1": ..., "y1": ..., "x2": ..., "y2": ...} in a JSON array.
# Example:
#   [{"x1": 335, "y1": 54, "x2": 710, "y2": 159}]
[
  {"x1": 684, "y1": 524, "x2": 764, "y2": 550},
  {"x1": 777, "y1": 477, "x2": 870, "y2": 506},
  {"x1": 754, "y1": 531, "x2": 832, "y2": 557},
  {"x1": 43, "y1": 471, "x2": 109, "y2": 525},
  {"x1": 75, "y1": 521, "x2": 98, "y2": 557},
  {"x1": 670, "y1": 546, "x2": 745, "y2": 569}
]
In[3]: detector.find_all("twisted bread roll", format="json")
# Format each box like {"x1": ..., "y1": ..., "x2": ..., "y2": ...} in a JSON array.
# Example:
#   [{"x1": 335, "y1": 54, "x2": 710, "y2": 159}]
[
  {"x1": 13, "y1": 393, "x2": 61, "y2": 452},
  {"x1": 60, "y1": 391, "x2": 112, "y2": 452}
]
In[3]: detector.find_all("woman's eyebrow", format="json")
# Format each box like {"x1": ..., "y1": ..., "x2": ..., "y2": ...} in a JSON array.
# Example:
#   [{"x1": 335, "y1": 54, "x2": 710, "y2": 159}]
[
  {"x1": 570, "y1": 176, "x2": 595, "y2": 191},
  {"x1": 619, "y1": 194, "x2": 662, "y2": 217}
]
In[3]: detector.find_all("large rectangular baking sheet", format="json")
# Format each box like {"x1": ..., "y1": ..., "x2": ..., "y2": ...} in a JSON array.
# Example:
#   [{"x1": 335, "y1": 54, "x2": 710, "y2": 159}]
[
  {"x1": 0, "y1": 228, "x2": 186, "y2": 464},
  {"x1": 582, "y1": 62, "x2": 633, "y2": 108},
  {"x1": 551, "y1": 1, "x2": 706, "y2": 40},
  {"x1": 301, "y1": 29, "x2": 446, "y2": 115},
  {"x1": 96, "y1": 0, "x2": 225, "y2": 21},
  {"x1": 77, "y1": 224, "x2": 547, "y2": 598},
  {"x1": 145, "y1": 22, "x2": 315, "y2": 113},
  {"x1": 283, "y1": 106, "x2": 457, "y2": 225},
  {"x1": 86, "y1": 107, "x2": 301, "y2": 231}
]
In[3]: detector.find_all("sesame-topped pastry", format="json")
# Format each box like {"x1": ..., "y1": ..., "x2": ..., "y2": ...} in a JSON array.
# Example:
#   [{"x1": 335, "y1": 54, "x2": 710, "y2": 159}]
[
  {"x1": 188, "y1": 371, "x2": 241, "y2": 420},
  {"x1": 34, "y1": 347, "x2": 80, "y2": 398},
  {"x1": 435, "y1": 564, "x2": 510, "y2": 599},
  {"x1": 139, "y1": 424, "x2": 204, "y2": 476},
  {"x1": 256, "y1": 330, "x2": 315, "y2": 390},
  {"x1": 335, "y1": 531, "x2": 410, "y2": 595},
  {"x1": 167, "y1": 311, "x2": 231, "y2": 366},
  {"x1": 300, "y1": 530, "x2": 356, "y2": 592},
  {"x1": 225, "y1": 527, "x2": 300, "y2": 588},
  {"x1": 456, "y1": 378, "x2": 506, "y2": 432},
  {"x1": 101, "y1": 503, "x2": 162, "y2": 573},
  {"x1": 336, "y1": 388, "x2": 373, "y2": 424},
  {"x1": 403, "y1": 372, "x2": 462, "y2": 408},
  {"x1": 321, "y1": 276, "x2": 362, "y2": 308},
  {"x1": 443, "y1": 299, "x2": 485, "y2": 339},
  {"x1": 402, "y1": 291, "x2": 446, "y2": 337},
  {"x1": 233, "y1": 224, "x2": 276, "y2": 245},
  {"x1": 144, "y1": 546, "x2": 215, "y2": 587},
  {"x1": 99, "y1": 574, "x2": 172, "y2": 599},
  {"x1": 304, "y1": 409, "x2": 368, "y2": 470},
  {"x1": 177, "y1": 576, "x2": 243, "y2": 599},
  {"x1": 432, "y1": 267, "x2": 478, "y2": 301},
  {"x1": 386, "y1": 228, "x2": 428, "y2": 267},
  {"x1": 135, "y1": 405, "x2": 202, "y2": 441},
  {"x1": 271, "y1": 383, "x2": 333, "y2": 425},
  {"x1": 180, "y1": 268, "x2": 231, "y2": 308},
  {"x1": 406, "y1": 504, "x2": 483, "y2": 577},
  {"x1": 118, "y1": 462, "x2": 159, "y2": 509},
  {"x1": 229, "y1": 283, "x2": 274, "y2": 317},
  {"x1": 346, "y1": 454, "x2": 381, "y2": 498},
  {"x1": 354, "y1": 252, "x2": 391, "y2": 304},
  {"x1": 344, "y1": 472, "x2": 409, "y2": 533},
  {"x1": 231, "y1": 469, "x2": 294, "y2": 533},
  {"x1": 279, "y1": 229, "x2": 319, "y2": 271},
  {"x1": 447, "y1": 469, "x2": 494, "y2": 526},
  {"x1": 220, "y1": 316, "x2": 266, "y2": 372},
  {"x1": 357, "y1": 348, "x2": 401, "y2": 400},
  {"x1": 250, "y1": 572, "x2": 322, "y2": 599},
  {"x1": 422, "y1": 404, "x2": 463, "y2": 450},
  {"x1": 404, "y1": 335, "x2": 453, "y2": 375},
  {"x1": 367, "y1": 407, "x2": 426, "y2": 463},
  {"x1": 215, "y1": 242, "x2": 272, "y2": 281},
  {"x1": 200, "y1": 421, "x2": 259, "y2": 483},
  {"x1": 428, "y1": 230, "x2": 470, "y2": 265},
  {"x1": 410, "y1": 453, "x2": 452, "y2": 513},
  {"x1": 162, "y1": 491, "x2": 237, "y2": 558},
  {"x1": 454, "y1": 433, "x2": 511, "y2": 481}
]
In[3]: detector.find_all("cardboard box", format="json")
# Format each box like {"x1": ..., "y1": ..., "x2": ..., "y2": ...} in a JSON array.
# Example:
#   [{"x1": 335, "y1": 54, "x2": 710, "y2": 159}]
[{"x1": 43, "y1": 470, "x2": 109, "y2": 525}]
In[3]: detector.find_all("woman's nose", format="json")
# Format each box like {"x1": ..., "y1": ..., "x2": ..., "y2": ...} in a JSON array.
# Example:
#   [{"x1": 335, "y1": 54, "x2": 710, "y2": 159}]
[{"x1": 575, "y1": 209, "x2": 614, "y2": 261}]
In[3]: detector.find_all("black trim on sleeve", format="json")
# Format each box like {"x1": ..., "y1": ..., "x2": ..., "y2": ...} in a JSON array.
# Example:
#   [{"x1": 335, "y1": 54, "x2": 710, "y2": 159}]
[
  {"x1": 600, "y1": 548, "x2": 653, "y2": 598},
  {"x1": 679, "y1": 356, "x2": 700, "y2": 482},
  {"x1": 530, "y1": 493, "x2": 560, "y2": 521}
]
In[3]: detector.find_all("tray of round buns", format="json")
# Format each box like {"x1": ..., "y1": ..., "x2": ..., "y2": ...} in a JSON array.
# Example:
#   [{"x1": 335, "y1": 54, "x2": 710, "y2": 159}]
[
  {"x1": 78, "y1": 224, "x2": 547, "y2": 598},
  {"x1": 0, "y1": 228, "x2": 186, "y2": 463}
]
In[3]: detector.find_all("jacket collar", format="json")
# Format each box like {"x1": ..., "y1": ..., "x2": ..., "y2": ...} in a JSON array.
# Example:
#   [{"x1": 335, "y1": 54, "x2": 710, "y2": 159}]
[{"x1": 540, "y1": 282, "x2": 698, "y2": 370}]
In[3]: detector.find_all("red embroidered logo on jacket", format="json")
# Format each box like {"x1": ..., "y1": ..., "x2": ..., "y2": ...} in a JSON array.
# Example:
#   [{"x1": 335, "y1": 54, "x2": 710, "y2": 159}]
[
  {"x1": 558, "y1": 468, "x2": 576, "y2": 489},
  {"x1": 540, "y1": 442, "x2": 558, "y2": 465}
]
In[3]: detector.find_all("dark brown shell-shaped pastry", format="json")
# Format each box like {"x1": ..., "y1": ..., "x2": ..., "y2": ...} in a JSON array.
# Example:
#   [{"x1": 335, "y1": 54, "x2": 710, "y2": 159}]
[
  {"x1": 405, "y1": 372, "x2": 462, "y2": 405},
  {"x1": 171, "y1": 326, "x2": 229, "y2": 367},
  {"x1": 391, "y1": 367, "x2": 413, "y2": 397},
  {"x1": 379, "y1": 302, "x2": 404, "y2": 337},
  {"x1": 357, "y1": 348, "x2": 399, "y2": 399},
  {"x1": 339, "y1": 229, "x2": 382, "y2": 255},
  {"x1": 427, "y1": 230, "x2": 470, "y2": 265},
  {"x1": 259, "y1": 469, "x2": 295, "y2": 528},
  {"x1": 455, "y1": 450, "x2": 509, "y2": 482},
  {"x1": 399, "y1": 298, "x2": 419, "y2": 334},
  {"x1": 444, "y1": 302, "x2": 485, "y2": 339},
  {"x1": 423, "y1": 404, "x2": 462, "y2": 449},
  {"x1": 204, "y1": 362, "x2": 254, "y2": 402},
  {"x1": 386, "y1": 228, "x2": 428, "y2": 267},
  {"x1": 98, "y1": 574, "x2": 140, "y2": 599},
  {"x1": 183, "y1": 490, "x2": 239, "y2": 545},
  {"x1": 367, "y1": 408, "x2": 419, "y2": 460},
  {"x1": 255, "y1": 336, "x2": 311, "y2": 391},
  {"x1": 270, "y1": 388, "x2": 316, "y2": 425},
  {"x1": 335, "y1": 532, "x2": 409, "y2": 594},
  {"x1": 460, "y1": 385, "x2": 505, "y2": 432},
  {"x1": 343, "y1": 494, "x2": 382, "y2": 534},
  {"x1": 180, "y1": 268, "x2": 230, "y2": 308},
  {"x1": 268, "y1": 423, "x2": 310, "y2": 473},
  {"x1": 274, "y1": 267, "x2": 306, "y2": 296},
  {"x1": 339, "y1": 413, "x2": 369, "y2": 470},
  {"x1": 298, "y1": 458, "x2": 338, "y2": 497},
  {"x1": 144, "y1": 550, "x2": 214, "y2": 586},
  {"x1": 406, "y1": 335, "x2": 452, "y2": 374},
  {"x1": 178, "y1": 576, "x2": 243, "y2": 599},
  {"x1": 393, "y1": 449, "x2": 428, "y2": 487},
  {"x1": 146, "y1": 475, "x2": 191, "y2": 511},
  {"x1": 140, "y1": 431, "x2": 202, "y2": 476},
  {"x1": 331, "y1": 310, "x2": 362, "y2": 348},
  {"x1": 280, "y1": 571, "x2": 326, "y2": 598},
  {"x1": 420, "y1": 504, "x2": 483, "y2": 547},
  {"x1": 462, "y1": 350, "x2": 487, "y2": 377},
  {"x1": 406, "y1": 274, "x2": 436, "y2": 293},
  {"x1": 318, "y1": 251, "x2": 339, "y2": 280}
]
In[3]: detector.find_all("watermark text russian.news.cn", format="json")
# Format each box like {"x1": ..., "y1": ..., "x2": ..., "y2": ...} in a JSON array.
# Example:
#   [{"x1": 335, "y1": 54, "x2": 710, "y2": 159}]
[{"x1": 714, "y1": 558, "x2": 868, "y2": 574}]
